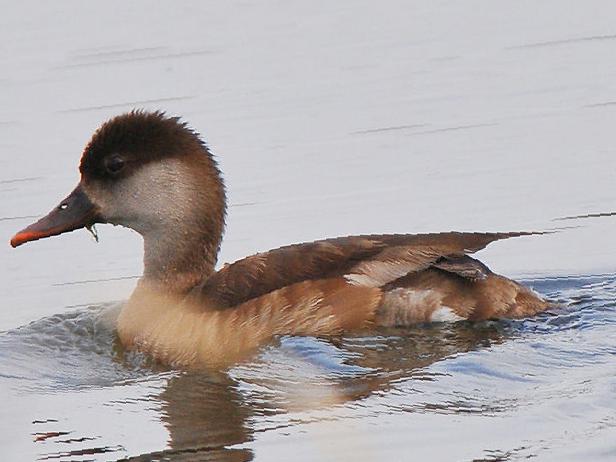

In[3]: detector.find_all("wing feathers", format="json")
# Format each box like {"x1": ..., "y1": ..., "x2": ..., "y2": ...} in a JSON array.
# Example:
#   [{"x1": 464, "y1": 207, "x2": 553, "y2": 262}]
[
  {"x1": 432, "y1": 255, "x2": 492, "y2": 281},
  {"x1": 345, "y1": 245, "x2": 446, "y2": 287},
  {"x1": 196, "y1": 232, "x2": 540, "y2": 309}
]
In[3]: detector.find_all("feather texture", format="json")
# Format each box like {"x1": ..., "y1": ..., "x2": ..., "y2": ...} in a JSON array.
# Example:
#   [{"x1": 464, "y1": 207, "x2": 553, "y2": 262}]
[{"x1": 194, "y1": 232, "x2": 539, "y2": 309}]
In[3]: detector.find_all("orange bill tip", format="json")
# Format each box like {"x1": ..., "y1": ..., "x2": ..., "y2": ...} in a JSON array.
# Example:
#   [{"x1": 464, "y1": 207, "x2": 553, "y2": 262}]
[
  {"x1": 9, "y1": 184, "x2": 99, "y2": 249},
  {"x1": 10, "y1": 231, "x2": 44, "y2": 248}
]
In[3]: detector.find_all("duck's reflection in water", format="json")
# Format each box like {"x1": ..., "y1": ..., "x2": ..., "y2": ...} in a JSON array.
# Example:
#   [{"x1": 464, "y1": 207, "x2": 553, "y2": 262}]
[
  {"x1": 138, "y1": 321, "x2": 511, "y2": 461},
  {"x1": 143, "y1": 372, "x2": 253, "y2": 461}
]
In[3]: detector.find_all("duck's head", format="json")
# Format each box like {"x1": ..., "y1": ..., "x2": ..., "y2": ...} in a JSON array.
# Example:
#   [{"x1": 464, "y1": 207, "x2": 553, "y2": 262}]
[{"x1": 11, "y1": 111, "x2": 226, "y2": 284}]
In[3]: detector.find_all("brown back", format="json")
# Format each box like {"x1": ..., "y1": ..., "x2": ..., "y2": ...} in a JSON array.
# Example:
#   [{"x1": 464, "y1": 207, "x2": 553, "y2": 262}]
[{"x1": 195, "y1": 232, "x2": 536, "y2": 310}]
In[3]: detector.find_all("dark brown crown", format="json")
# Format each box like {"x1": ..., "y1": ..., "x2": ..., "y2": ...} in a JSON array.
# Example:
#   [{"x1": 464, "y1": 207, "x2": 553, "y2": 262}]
[{"x1": 79, "y1": 110, "x2": 210, "y2": 179}]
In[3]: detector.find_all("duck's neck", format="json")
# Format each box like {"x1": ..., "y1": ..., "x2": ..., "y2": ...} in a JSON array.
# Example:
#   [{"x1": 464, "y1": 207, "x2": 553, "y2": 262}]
[
  {"x1": 140, "y1": 165, "x2": 226, "y2": 293},
  {"x1": 142, "y1": 226, "x2": 222, "y2": 293}
]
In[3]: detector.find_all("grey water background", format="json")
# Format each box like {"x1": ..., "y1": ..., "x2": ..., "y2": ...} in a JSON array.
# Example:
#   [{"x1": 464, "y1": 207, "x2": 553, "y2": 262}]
[{"x1": 1, "y1": 1, "x2": 616, "y2": 460}]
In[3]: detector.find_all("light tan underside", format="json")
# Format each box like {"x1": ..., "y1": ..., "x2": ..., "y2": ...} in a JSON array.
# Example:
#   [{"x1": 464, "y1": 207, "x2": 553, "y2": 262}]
[
  {"x1": 117, "y1": 270, "x2": 547, "y2": 369},
  {"x1": 117, "y1": 278, "x2": 382, "y2": 368}
]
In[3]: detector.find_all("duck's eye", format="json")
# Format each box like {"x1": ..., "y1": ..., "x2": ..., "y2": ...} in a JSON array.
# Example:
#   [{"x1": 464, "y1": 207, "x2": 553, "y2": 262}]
[{"x1": 104, "y1": 155, "x2": 126, "y2": 175}]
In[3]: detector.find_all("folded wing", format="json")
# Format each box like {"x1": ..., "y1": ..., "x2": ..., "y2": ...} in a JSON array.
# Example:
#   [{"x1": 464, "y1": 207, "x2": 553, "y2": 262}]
[{"x1": 196, "y1": 232, "x2": 537, "y2": 310}]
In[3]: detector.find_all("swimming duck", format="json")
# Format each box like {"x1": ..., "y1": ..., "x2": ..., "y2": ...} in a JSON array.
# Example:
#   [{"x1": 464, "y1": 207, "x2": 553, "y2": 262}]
[{"x1": 10, "y1": 111, "x2": 548, "y2": 367}]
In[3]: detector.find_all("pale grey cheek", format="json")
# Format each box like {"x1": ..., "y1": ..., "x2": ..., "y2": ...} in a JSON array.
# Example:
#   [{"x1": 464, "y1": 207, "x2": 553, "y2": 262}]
[
  {"x1": 105, "y1": 183, "x2": 162, "y2": 231},
  {"x1": 81, "y1": 160, "x2": 196, "y2": 234},
  {"x1": 128, "y1": 162, "x2": 198, "y2": 224},
  {"x1": 82, "y1": 180, "x2": 145, "y2": 228}
]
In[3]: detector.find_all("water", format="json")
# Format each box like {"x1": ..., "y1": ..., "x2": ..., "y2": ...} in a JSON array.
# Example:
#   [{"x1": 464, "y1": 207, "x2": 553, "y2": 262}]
[
  {"x1": 2, "y1": 1, "x2": 616, "y2": 460},
  {"x1": 1, "y1": 277, "x2": 616, "y2": 460}
]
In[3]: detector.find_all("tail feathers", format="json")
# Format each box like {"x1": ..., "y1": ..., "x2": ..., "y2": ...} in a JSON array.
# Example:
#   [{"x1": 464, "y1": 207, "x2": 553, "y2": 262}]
[{"x1": 375, "y1": 269, "x2": 549, "y2": 327}]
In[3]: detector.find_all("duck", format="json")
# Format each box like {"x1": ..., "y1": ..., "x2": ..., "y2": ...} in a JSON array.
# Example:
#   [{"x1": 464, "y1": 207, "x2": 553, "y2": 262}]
[{"x1": 10, "y1": 111, "x2": 549, "y2": 367}]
